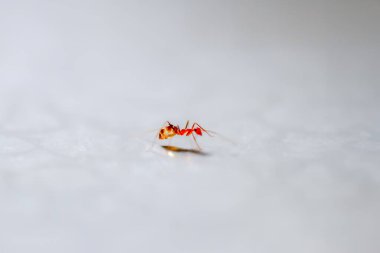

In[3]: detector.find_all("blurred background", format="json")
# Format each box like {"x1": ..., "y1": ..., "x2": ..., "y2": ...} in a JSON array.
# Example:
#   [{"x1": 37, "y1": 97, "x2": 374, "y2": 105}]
[{"x1": 0, "y1": 0, "x2": 379, "y2": 252}]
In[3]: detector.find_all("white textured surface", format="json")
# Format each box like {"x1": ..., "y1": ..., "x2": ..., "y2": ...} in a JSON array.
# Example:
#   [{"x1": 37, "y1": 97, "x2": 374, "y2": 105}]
[{"x1": 1, "y1": 0, "x2": 380, "y2": 252}]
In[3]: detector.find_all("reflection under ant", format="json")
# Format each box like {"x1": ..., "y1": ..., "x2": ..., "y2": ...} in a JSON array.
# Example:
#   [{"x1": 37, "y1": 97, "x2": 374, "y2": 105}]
[{"x1": 161, "y1": 145, "x2": 209, "y2": 156}]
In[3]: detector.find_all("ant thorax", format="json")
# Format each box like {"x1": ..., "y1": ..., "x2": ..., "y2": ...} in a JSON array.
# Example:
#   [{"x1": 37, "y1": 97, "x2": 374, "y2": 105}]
[{"x1": 158, "y1": 125, "x2": 178, "y2": 140}]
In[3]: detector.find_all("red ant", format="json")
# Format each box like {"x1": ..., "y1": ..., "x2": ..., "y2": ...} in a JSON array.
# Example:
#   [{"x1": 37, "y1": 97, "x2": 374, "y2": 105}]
[{"x1": 157, "y1": 121, "x2": 213, "y2": 150}]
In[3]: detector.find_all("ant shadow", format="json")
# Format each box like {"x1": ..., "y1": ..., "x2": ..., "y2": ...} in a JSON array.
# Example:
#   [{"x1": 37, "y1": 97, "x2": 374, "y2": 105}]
[{"x1": 161, "y1": 145, "x2": 209, "y2": 156}]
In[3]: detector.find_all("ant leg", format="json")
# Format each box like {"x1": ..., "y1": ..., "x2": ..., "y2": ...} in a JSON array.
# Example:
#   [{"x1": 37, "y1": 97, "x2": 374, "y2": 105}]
[
  {"x1": 176, "y1": 120, "x2": 189, "y2": 136},
  {"x1": 191, "y1": 123, "x2": 213, "y2": 137},
  {"x1": 191, "y1": 132, "x2": 201, "y2": 150},
  {"x1": 150, "y1": 130, "x2": 160, "y2": 150}
]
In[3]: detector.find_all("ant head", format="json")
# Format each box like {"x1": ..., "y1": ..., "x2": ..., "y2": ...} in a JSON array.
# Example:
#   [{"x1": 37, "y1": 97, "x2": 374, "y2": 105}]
[
  {"x1": 158, "y1": 124, "x2": 177, "y2": 140},
  {"x1": 158, "y1": 128, "x2": 166, "y2": 139}
]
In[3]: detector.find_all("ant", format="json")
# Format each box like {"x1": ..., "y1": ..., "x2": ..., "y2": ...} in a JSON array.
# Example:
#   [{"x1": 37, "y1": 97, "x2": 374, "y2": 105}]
[{"x1": 157, "y1": 121, "x2": 213, "y2": 150}]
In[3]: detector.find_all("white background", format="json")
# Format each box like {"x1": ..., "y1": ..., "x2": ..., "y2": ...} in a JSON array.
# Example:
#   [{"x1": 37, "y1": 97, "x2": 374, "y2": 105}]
[{"x1": 0, "y1": 0, "x2": 379, "y2": 252}]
